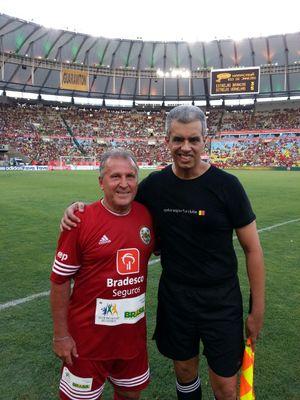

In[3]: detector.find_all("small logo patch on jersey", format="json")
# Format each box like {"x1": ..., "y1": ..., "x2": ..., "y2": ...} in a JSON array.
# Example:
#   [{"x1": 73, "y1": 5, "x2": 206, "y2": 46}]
[
  {"x1": 140, "y1": 227, "x2": 151, "y2": 245},
  {"x1": 101, "y1": 303, "x2": 119, "y2": 317},
  {"x1": 117, "y1": 248, "x2": 140, "y2": 275},
  {"x1": 198, "y1": 210, "x2": 206, "y2": 216},
  {"x1": 57, "y1": 251, "x2": 68, "y2": 261},
  {"x1": 99, "y1": 235, "x2": 111, "y2": 245},
  {"x1": 62, "y1": 367, "x2": 93, "y2": 391}
]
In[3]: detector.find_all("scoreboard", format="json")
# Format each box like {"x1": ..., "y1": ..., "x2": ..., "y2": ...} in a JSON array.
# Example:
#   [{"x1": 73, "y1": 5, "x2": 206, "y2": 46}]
[{"x1": 210, "y1": 67, "x2": 260, "y2": 96}]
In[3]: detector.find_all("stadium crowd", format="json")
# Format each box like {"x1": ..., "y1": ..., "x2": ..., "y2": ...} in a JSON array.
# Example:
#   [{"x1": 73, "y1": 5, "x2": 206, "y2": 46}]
[
  {"x1": 0, "y1": 103, "x2": 299, "y2": 167},
  {"x1": 210, "y1": 136, "x2": 299, "y2": 168}
]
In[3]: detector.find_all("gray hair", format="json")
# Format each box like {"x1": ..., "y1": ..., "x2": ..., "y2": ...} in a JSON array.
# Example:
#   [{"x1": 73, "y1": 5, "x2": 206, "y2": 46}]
[
  {"x1": 165, "y1": 105, "x2": 207, "y2": 137},
  {"x1": 99, "y1": 149, "x2": 139, "y2": 178}
]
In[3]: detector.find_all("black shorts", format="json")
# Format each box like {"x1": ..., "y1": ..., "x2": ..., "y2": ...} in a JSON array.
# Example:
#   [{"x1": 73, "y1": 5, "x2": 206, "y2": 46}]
[{"x1": 153, "y1": 275, "x2": 244, "y2": 377}]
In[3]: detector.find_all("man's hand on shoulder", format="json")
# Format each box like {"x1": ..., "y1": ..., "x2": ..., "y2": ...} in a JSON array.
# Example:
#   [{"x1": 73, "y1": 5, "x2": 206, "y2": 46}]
[{"x1": 60, "y1": 202, "x2": 86, "y2": 231}]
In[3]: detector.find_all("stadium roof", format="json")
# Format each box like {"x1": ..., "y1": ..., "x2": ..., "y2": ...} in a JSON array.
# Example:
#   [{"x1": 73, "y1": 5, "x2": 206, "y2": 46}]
[{"x1": 1, "y1": 13, "x2": 300, "y2": 102}]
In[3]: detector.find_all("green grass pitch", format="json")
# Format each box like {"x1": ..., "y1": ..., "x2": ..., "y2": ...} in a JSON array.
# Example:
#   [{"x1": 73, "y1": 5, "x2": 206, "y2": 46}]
[{"x1": 0, "y1": 169, "x2": 299, "y2": 399}]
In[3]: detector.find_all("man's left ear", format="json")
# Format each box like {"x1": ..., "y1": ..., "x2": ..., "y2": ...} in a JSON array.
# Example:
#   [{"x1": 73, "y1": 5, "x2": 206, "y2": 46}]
[
  {"x1": 165, "y1": 136, "x2": 170, "y2": 144},
  {"x1": 98, "y1": 176, "x2": 104, "y2": 189}
]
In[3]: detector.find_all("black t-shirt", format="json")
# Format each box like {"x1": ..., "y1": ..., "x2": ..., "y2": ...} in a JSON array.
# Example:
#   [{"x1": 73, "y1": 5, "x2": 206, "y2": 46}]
[{"x1": 136, "y1": 165, "x2": 255, "y2": 286}]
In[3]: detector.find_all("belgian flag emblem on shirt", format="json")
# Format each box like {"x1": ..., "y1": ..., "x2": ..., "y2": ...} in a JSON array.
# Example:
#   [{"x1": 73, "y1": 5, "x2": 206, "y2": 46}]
[{"x1": 198, "y1": 210, "x2": 206, "y2": 216}]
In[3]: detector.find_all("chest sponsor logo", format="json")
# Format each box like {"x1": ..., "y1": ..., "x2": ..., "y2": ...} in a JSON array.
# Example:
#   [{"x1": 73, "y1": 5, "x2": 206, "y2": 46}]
[
  {"x1": 140, "y1": 226, "x2": 151, "y2": 245},
  {"x1": 117, "y1": 248, "x2": 140, "y2": 275},
  {"x1": 107, "y1": 275, "x2": 145, "y2": 298},
  {"x1": 163, "y1": 208, "x2": 206, "y2": 217},
  {"x1": 62, "y1": 367, "x2": 93, "y2": 391}
]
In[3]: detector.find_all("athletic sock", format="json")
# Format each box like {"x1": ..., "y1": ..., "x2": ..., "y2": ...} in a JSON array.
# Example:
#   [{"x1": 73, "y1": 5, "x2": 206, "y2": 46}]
[{"x1": 176, "y1": 376, "x2": 202, "y2": 399}]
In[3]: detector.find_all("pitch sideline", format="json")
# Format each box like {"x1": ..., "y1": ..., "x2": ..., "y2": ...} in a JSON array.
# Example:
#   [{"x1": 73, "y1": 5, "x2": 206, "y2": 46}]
[{"x1": 1, "y1": 217, "x2": 299, "y2": 312}]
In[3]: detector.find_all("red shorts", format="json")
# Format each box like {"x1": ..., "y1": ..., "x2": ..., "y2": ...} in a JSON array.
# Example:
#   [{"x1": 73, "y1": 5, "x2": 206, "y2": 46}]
[{"x1": 59, "y1": 350, "x2": 149, "y2": 399}]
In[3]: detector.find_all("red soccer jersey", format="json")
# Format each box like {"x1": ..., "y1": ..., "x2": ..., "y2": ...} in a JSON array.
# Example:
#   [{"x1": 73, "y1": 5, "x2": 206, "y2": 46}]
[{"x1": 50, "y1": 200, "x2": 154, "y2": 360}]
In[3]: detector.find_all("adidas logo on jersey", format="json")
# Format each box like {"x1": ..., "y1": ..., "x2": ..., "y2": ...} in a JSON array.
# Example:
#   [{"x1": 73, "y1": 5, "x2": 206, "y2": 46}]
[{"x1": 99, "y1": 235, "x2": 111, "y2": 245}]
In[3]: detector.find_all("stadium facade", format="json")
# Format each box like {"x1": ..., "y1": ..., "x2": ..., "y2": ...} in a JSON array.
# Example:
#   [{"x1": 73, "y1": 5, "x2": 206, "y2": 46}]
[{"x1": 1, "y1": 13, "x2": 300, "y2": 103}]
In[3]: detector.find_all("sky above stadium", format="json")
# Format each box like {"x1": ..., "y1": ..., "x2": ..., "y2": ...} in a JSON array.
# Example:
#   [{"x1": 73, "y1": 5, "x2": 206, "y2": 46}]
[{"x1": 1, "y1": 0, "x2": 299, "y2": 42}]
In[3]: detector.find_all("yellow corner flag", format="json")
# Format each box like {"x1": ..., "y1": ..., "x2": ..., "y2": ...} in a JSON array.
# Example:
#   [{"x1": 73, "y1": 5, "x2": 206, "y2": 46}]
[{"x1": 240, "y1": 338, "x2": 255, "y2": 400}]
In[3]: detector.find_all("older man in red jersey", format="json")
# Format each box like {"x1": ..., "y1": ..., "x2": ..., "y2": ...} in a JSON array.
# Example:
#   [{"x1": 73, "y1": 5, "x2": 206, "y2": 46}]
[{"x1": 50, "y1": 149, "x2": 154, "y2": 400}]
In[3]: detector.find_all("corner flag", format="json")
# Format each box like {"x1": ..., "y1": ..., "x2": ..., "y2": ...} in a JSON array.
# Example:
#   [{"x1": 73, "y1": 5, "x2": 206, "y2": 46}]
[{"x1": 240, "y1": 338, "x2": 255, "y2": 400}]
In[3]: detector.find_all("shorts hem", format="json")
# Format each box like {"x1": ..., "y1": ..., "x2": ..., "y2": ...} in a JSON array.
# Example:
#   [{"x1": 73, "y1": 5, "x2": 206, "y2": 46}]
[
  {"x1": 111, "y1": 379, "x2": 150, "y2": 392},
  {"x1": 155, "y1": 339, "x2": 199, "y2": 362},
  {"x1": 207, "y1": 360, "x2": 242, "y2": 378}
]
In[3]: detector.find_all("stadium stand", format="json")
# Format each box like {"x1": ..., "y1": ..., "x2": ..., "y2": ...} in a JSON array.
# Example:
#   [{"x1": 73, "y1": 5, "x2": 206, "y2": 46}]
[
  {"x1": 0, "y1": 102, "x2": 299, "y2": 167},
  {"x1": 0, "y1": 13, "x2": 299, "y2": 169}
]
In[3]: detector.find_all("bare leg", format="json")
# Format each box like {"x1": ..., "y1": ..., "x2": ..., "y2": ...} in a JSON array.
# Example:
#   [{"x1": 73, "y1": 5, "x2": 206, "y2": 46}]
[
  {"x1": 173, "y1": 355, "x2": 199, "y2": 383},
  {"x1": 114, "y1": 388, "x2": 141, "y2": 400},
  {"x1": 173, "y1": 356, "x2": 201, "y2": 399},
  {"x1": 209, "y1": 367, "x2": 238, "y2": 400}
]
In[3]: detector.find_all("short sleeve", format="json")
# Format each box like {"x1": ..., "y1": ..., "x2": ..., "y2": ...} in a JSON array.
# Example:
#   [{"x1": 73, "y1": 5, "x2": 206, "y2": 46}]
[
  {"x1": 50, "y1": 226, "x2": 81, "y2": 284},
  {"x1": 135, "y1": 174, "x2": 152, "y2": 207},
  {"x1": 224, "y1": 176, "x2": 256, "y2": 229}
]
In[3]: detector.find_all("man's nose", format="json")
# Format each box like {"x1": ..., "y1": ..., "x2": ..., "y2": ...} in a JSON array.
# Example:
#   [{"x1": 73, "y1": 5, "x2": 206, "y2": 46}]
[
  {"x1": 181, "y1": 140, "x2": 191, "y2": 151},
  {"x1": 119, "y1": 176, "x2": 128, "y2": 187}
]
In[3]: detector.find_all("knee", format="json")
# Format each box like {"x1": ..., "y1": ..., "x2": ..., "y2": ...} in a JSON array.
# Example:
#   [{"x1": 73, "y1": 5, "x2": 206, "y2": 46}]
[
  {"x1": 175, "y1": 364, "x2": 198, "y2": 383},
  {"x1": 214, "y1": 386, "x2": 237, "y2": 400}
]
